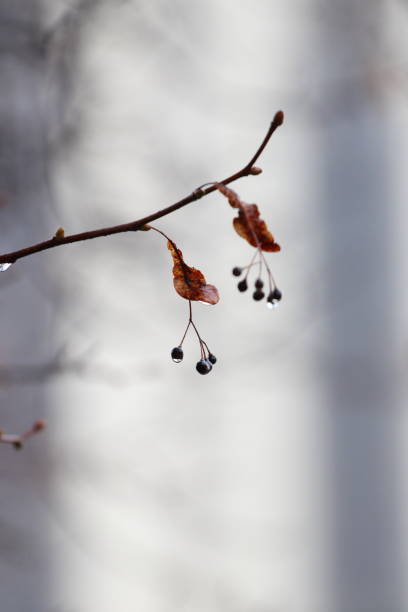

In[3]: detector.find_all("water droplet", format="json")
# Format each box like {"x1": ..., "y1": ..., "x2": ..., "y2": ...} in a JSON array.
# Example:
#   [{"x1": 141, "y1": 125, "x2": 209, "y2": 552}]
[
  {"x1": 0, "y1": 263, "x2": 12, "y2": 272},
  {"x1": 267, "y1": 300, "x2": 279, "y2": 310},
  {"x1": 172, "y1": 357, "x2": 182, "y2": 363}
]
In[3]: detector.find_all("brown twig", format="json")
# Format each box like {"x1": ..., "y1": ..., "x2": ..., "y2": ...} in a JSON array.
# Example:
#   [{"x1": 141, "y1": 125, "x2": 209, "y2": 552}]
[
  {"x1": 0, "y1": 111, "x2": 283, "y2": 266},
  {"x1": 0, "y1": 420, "x2": 46, "y2": 450}
]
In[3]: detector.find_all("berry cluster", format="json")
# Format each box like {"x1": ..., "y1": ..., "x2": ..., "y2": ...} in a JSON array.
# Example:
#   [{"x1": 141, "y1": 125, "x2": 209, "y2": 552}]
[
  {"x1": 171, "y1": 301, "x2": 217, "y2": 375},
  {"x1": 232, "y1": 256, "x2": 282, "y2": 308}
]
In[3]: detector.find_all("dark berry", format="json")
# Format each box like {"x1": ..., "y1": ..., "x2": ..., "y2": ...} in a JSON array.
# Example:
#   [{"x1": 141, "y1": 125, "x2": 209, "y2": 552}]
[
  {"x1": 255, "y1": 278, "x2": 264, "y2": 289},
  {"x1": 267, "y1": 288, "x2": 282, "y2": 308},
  {"x1": 196, "y1": 359, "x2": 212, "y2": 374},
  {"x1": 232, "y1": 267, "x2": 242, "y2": 277},
  {"x1": 267, "y1": 287, "x2": 282, "y2": 303},
  {"x1": 253, "y1": 289, "x2": 265, "y2": 301},
  {"x1": 237, "y1": 279, "x2": 248, "y2": 292},
  {"x1": 171, "y1": 346, "x2": 184, "y2": 363},
  {"x1": 208, "y1": 353, "x2": 217, "y2": 365}
]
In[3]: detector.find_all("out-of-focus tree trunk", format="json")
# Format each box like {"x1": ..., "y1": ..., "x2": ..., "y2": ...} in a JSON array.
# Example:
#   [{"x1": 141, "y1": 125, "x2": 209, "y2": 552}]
[{"x1": 320, "y1": 3, "x2": 404, "y2": 610}]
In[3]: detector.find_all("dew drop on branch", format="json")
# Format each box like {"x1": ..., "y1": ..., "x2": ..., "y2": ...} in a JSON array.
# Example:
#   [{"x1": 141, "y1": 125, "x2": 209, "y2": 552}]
[{"x1": 0, "y1": 263, "x2": 12, "y2": 272}]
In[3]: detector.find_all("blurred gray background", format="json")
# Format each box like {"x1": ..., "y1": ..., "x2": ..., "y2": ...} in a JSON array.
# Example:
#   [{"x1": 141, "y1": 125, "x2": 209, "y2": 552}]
[{"x1": 1, "y1": 1, "x2": 407, "y2": 611}]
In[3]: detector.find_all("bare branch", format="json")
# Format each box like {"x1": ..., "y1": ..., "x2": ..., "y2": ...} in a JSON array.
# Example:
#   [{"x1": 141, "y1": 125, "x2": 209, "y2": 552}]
[
  {"x1": 0, "y1": 420, "x2": 46, "y2": 450},
  {"x1": 0, "y1": 112, "x2": 284, "y2": 267}
]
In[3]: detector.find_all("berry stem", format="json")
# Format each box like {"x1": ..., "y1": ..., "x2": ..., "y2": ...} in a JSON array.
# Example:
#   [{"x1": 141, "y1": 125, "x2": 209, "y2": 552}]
[
  {"x1": 178, "y1": 319, "x2": 191, "y2": 347},
  {"x1": 243, "y1": 250, "x2": 260, "y2": 281},
  {"x1": 190, "y1": 318, "x2": 206, "y2": 359},
  {"x1": 258, "y1": 249, "x2": 277, "y2": 292},
  {"x1": 201, "y1": 340, "x2": 210, "y2": 355},
  {"x1": 179, "y1": 301, "x2": 207, "y2": 360}
]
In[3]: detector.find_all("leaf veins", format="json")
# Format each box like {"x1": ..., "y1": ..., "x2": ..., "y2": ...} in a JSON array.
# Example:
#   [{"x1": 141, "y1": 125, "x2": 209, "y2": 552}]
[
  {"x1": 167, "y1": 240, "x2": 219, "y2": 305},
  {"x1": 215, "y1": 183, "x2": 281, "y2": 252}
]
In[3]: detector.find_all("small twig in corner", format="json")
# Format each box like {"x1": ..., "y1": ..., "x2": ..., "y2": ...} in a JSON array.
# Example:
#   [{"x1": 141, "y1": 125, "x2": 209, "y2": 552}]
[{"x1": 0, "y1": 420, "x2": 46, "y2": 450}]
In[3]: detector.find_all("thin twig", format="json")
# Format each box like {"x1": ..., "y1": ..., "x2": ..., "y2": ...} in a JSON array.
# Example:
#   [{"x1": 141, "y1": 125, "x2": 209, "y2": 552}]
[
  {"x1": 0, "y1": 420, "x2": 46, "y2": 450},
  {"x1": 0, "y1": 111, "x2": 283, "y2": 266}
]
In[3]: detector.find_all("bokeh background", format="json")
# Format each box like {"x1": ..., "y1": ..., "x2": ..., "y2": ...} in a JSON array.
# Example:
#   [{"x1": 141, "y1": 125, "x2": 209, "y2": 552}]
[{"x1": 1, "y1": 1, "x2": 408, "y2": 611}]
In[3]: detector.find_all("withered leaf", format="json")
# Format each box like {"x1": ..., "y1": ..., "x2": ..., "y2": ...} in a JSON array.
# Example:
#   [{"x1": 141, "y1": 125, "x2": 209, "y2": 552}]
[
  {"x1": 215, "y1": 183, "x2": 281, "y2": 252},
  {"x1": 167, "y1": 240, "x2": 219, "y2": 304}
]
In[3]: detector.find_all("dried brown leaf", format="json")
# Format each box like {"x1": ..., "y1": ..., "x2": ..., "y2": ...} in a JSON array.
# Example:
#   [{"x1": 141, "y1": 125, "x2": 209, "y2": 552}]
[
  {"x1": 167, "y1": 241, "x2": 219, "y2": 304},
  {"x1": 216, "y1": 184, "x2": 281, "y2": 252}
]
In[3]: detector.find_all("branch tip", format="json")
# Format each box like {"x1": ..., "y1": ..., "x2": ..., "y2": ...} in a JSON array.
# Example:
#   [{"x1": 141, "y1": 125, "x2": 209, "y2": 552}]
[
  {"x1": 33, "y1": 419, "x2": 47, "y2": 432},
  {"x1": 273, "y1": 110, "x2": 284, "y2": 127}
]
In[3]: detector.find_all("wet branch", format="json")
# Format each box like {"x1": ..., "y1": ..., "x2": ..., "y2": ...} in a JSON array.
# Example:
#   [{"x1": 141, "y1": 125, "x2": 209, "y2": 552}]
[{"x1": 0, "y1": 111, "x2": 283, "y2": 266}]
